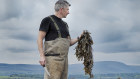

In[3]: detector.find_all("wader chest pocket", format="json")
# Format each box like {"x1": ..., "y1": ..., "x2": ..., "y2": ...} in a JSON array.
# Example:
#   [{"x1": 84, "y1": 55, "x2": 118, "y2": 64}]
[{"x1": 45, "y1": 53, "x2": 60, "y2": 56}]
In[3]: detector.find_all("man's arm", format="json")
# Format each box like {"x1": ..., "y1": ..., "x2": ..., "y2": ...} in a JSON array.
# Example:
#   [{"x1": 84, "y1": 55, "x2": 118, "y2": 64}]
[
  {"x1": 37, "y1": 31, "x2": 46, "y2": 67},
  {"x1": 69, "y1": 32, "x2": 84, "y2": 46},
  {"x1": 70, "y1": 38, "x2": 78, "y2": 46}
]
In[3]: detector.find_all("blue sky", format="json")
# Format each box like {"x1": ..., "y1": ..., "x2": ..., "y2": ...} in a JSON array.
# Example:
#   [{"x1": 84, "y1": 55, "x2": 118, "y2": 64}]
[{"x1": 0, "y1": 0, "x2": 140, "y2": 65}]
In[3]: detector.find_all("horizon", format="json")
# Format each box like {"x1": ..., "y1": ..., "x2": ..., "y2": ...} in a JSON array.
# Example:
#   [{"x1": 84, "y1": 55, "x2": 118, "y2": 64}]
[{"x1": 0, "y1": 60, "x2": 140, "y2": 66}]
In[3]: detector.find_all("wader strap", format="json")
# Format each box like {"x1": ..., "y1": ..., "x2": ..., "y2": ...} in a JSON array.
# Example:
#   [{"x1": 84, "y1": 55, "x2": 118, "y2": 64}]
[{"x1": 49, "y1": 16, "x2": 61, "y2": 38}]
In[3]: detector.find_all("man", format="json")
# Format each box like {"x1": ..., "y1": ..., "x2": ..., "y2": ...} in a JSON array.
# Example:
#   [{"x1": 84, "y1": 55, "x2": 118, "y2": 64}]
[{"x1": 37, "y1": 1, "x2": 82, "y2": 79}]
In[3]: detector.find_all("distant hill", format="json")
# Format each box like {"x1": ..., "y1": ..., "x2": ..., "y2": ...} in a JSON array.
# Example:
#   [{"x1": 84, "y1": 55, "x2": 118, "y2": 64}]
[
  {"x1": 0, "y1": 63, "x2": 43, "y2": 76},
  {"x1": 93, "y1": 61, "x2": 140, "y2": 74},
  {"x1": 69, "y1": 61, "x2": 140, "y2": 74},
  {"x1": 0, "y1": 61, "x2": 140, "y2": 76}
]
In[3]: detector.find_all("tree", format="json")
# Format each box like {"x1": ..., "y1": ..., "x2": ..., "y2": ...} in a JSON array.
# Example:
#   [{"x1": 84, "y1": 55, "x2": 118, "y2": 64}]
[{"x1": 117, "y1": 77, "x2": 122, "y2": 79}]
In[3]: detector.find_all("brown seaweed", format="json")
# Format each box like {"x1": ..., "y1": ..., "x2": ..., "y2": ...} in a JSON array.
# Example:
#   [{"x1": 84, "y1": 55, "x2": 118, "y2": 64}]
[{"x1": 75, "y1": 30, "x2": 94, "y2": 78}]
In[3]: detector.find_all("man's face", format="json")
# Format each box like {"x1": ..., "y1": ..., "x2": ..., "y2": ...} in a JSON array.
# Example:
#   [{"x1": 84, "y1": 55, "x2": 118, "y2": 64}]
[{"x1": 61, "y1": 6, "x2": 69, "y2": 18}]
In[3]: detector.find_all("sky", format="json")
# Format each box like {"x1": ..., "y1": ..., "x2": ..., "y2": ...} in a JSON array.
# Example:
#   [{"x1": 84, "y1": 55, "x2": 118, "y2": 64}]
[{"x1": 0, "y1": 0, "x2": 140, "y2": 66}]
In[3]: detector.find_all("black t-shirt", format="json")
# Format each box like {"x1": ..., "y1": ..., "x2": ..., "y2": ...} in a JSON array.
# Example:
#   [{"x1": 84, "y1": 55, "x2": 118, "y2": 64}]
[{"x1": 39, "y1": 15, "x2": 70, "y2": 41}]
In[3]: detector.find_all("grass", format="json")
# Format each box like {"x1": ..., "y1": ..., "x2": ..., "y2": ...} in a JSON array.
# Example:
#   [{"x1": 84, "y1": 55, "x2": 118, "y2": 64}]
[{"x1": 0, "y1": 76, "x2": 20, "y2": 79}]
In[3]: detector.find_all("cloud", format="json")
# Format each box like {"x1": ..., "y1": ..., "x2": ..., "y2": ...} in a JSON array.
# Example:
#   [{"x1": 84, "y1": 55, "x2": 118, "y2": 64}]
[
  {"x1": 0, "y1": 51, "x2": 39, "y2": 64},
  {"x1": 0, "y1": 0, "x2": 140, "y2": 65},
  {"x1": 0, "y1": 39, "x2": 37, "y2": 53},
  {"x1": 94, "y1": 52, "x2": 140, "y2": 65},
  {"x1": 68, "y1": 0, "x2": 140, "y2": 53}
]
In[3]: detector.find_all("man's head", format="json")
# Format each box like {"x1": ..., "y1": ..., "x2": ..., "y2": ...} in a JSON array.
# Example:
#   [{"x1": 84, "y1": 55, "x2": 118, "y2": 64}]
[{"x1": 54, "y1": 0, "x2": 71, "y2": 18}]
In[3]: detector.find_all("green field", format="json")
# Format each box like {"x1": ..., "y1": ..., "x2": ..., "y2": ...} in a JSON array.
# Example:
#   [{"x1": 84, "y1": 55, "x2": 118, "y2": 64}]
[
  {"x1": 0, "y1": 76, "x2": 20, "y2": 79},
  {"x1": 0, "y1": 74, "x2": 43, "y2": 79},
  {"x1": 0, "y1": 73, "x2": 140, "y2": 79}
]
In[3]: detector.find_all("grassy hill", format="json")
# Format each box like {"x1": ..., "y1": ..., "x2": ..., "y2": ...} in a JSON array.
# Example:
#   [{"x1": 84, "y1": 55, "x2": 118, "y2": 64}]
[
  {"x1": 0, "y1": 61, "x2": 140, "y2": 76},
  {"x1": 69, "y1": 61, "x2": 140, "y2": 74}
]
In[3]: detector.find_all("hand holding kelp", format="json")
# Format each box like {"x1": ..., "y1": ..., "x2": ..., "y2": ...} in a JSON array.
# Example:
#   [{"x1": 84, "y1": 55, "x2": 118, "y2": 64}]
[{"x1": 75, "y1": 30, "x2": 94, "y2": 78}]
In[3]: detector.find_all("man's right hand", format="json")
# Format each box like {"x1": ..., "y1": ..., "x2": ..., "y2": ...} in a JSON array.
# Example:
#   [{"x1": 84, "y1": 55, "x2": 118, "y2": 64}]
[{"x1": 39, "y1": 56, "x2": 45, "y2": 67}]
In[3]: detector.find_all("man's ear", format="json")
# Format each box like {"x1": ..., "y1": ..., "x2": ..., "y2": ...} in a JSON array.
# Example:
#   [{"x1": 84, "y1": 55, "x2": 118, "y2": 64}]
[
  {"x1": 59, "y1": 8, "x2": 63, "y2": 14},
  {"x1": 60, "y1": 8, "x2": 63, "y2": 11}
]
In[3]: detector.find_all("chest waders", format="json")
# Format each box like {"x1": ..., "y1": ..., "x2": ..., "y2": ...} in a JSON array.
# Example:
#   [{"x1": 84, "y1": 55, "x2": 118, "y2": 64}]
[{"x1": 44, "y1": 16, "x2": 70, "y2": 79}]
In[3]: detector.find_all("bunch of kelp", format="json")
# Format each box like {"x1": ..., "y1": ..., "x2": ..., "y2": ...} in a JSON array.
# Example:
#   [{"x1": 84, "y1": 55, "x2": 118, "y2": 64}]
[{"x1": 75, "y1": 30, "x2": 94, "y2": 78}]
